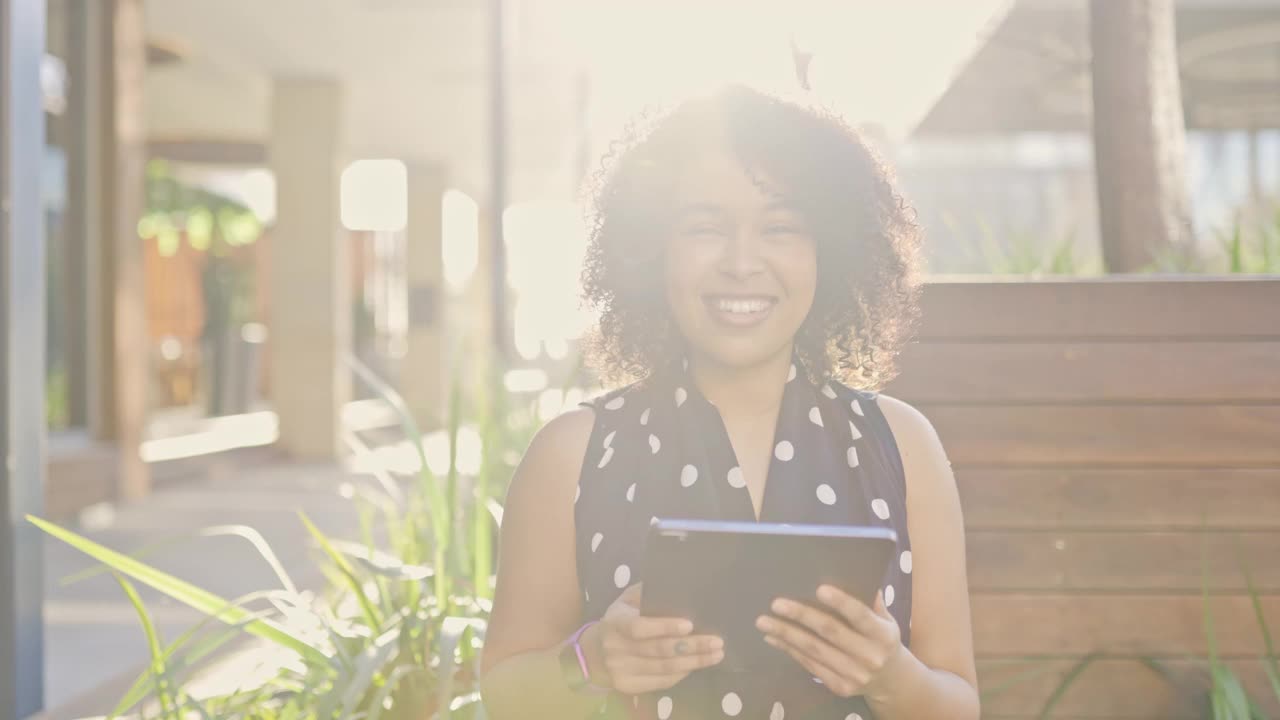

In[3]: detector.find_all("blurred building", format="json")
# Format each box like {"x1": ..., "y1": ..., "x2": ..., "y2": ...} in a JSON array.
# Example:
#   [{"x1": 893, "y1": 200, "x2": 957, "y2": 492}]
[
  {"x1": 9, "y1": 0, "x2": 1280, "y2": 716},
  {"x1": 902, "y1": 0, "x2": 1280, "y2": 274}
]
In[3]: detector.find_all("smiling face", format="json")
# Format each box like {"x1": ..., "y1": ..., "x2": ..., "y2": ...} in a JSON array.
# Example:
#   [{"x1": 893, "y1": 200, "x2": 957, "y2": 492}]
[{"x1": 663, "y1": 144, "x2": 818, "y2": 374}]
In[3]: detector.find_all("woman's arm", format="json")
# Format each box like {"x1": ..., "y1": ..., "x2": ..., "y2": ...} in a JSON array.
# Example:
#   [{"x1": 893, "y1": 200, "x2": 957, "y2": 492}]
[
  {"x1": 479, "y1": 407, "x2": 609, "y2": 720},
  {"x1": 867, "y1": 395, "x2": 980, "y2": 720}
]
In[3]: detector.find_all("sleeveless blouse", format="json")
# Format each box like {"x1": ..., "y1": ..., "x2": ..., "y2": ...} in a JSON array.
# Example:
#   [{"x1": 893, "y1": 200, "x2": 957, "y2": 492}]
[{"x1": 574, "y1": 357, "x2": 913, "y2": 720}]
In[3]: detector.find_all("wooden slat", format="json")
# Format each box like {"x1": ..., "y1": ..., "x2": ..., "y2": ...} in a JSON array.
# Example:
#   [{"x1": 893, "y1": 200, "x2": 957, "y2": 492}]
[
  {"x1": 923, "y1": 405, "x2": 1280, "y2": 467},
  {"x1": 979, "y1": 658, "x2": 1278, "y2": 719},
  {"x1": 918, "y1": 278, "x2": 1280, "y2": 340},
  {"x1": 888, "y1": 341, "x2": 1280, "y2": 403},
  {"x1": 967, "y1": 531, "x2": 1280, "y2": 591},
  {"x1": 956, "y1": 468, "x2": 1280, "y2": 530},
  {"x1": 972, "y1": 594, "x2": 1280, "y2": 656}
]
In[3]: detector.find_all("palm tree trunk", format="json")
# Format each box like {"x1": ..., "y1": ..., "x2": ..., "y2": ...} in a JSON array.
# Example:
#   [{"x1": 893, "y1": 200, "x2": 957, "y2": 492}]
[{"x1": 1090, "y1": 0, "x2": 1194, "y2": 273}]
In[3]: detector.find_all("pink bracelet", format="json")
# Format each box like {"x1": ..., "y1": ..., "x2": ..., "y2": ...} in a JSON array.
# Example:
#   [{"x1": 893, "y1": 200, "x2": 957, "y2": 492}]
[{"x1": 567, "y1": 620, "x2": 611, "y2": 694}]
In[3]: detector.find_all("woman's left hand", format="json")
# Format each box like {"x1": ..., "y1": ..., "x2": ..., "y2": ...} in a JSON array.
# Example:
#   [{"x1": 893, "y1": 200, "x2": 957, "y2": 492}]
[{"x1": 756, "y1": 585, "x2": 907, "y2": 699}]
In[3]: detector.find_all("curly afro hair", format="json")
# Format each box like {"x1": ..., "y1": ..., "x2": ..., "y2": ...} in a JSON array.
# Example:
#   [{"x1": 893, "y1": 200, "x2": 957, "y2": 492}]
[{"x1": 580, "y1": 85, "x2": 922, "y2": 390}]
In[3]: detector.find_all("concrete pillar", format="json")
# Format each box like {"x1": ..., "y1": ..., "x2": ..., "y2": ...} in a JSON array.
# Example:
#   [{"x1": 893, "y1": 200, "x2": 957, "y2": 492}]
[
  {"x1": 268, "y1": 78, "x2": 350, "y2": 459},
  {"x1": 100, "y1": 0, "x2": 150, "y2": 500},
  {"x1": 402, "y1": 164, "x2": 447, "y2": 427}
]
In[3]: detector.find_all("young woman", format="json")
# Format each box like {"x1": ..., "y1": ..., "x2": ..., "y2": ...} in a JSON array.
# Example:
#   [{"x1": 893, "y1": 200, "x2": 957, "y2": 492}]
[{"x1": 480, "y1": 86, "x2": 978, "y2": 720}]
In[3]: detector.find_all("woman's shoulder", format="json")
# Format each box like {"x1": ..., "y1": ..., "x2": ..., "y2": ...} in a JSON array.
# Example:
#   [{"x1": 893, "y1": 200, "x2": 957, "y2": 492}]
[{"x1": 512, "y1": 379, "x2": 650, "y2": 488}]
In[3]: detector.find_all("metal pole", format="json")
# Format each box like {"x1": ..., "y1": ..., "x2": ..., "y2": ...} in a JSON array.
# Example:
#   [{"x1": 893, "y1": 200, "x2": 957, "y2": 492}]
[
  {"x1": 0, "y1": 0, "x2": 48, "y2": 716},
  {"x1": 489, "y1": 0, "x2": 507, "y2": 362}
]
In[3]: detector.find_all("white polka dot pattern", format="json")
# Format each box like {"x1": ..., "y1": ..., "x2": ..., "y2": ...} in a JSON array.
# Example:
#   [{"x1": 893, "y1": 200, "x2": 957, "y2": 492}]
[
  {"x1": 640, "y1": 408, "x2": 651, "y2": 425},
  {"x1": 591, "y1": 533, "x2": 603, "y2": 552},
  {"x1": 851, "y1": 399, "x2": 864, "y2": 416},
  {"x1": 847, "y1": 446, "x2": 859, "y2": 468},
  {"x1": 809, "y1": 407, "x2": 824, "y2": 426},
  {"x1": 626, "y1": 483, "x2": 636, "y2": 502},
  {"x1": 675, "y1": 387, "x2": 688, "y2": 407},
  {"x1": 871, "y1": 498, "x2": 890, "y2": 520},
  {"x1": 816, "y1": 484, "x2": 837, "y2": 505},
  {"x1": 721, "y1": 692, "x2": 743, "y2": 716},
  {"x1": 603, "y1": 430, "x2": 616, "y2": 448},
  {"x1": 727, "y1": 466, "x2": 746, "y2": 488},
  {"x1": 775, "y1": 440, "x2": 795, "y2": 461},
  {"x1": 788, "y1": 364, "x2": 797, "y2": 382},
  {"x1": 771, "y1": 702, "x2": 786, "y2": 720},
  {"x1": 650, "y1": 434, "x2": 661, "y2": 454},
  {"x1": 849, "y1": 420, "x2": 862, "y2": 440},
  {"x1": 681, "y1": 464, "x2": 699, "y2": 487},
  {"x1": 598, "y1": 447, "x2": 615, "y2": 469},
  {"x1": 658, "y1": 696, "x2": 673, "y2": 720},
  {"x1": 614, "y1": 565, "x2": 630, "y2": 588},
  {"x1": 885, "y1": 584, "x2": 895, "y2": 607},
  {"x1": 605, "y1": 396, "x2": 625, "y2": 410},
  {"x1": 821, "y1": 384, "x2": 838, "y2": 399},
  {"x1": 901, "y1": 550, "x2": 913, "y2": 574}
]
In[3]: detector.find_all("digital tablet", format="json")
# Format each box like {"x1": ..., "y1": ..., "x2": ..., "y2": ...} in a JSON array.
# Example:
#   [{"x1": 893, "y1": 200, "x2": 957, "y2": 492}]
[{"x1": 639, "y1": 518, "x2": 898, "y2": 674}]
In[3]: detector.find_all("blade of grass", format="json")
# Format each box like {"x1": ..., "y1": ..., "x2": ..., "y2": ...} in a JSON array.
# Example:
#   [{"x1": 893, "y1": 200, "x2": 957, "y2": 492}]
[
  {"x1": 109, "y1": 590, "x2": 298, "y2": 719},
  {"x1": 342, "y1": 427, "x2": 405, "y2": 506},
  {"x1": 1235, "y1": 536, "x2": 1280, "y2": 703},
  {"x1": 62, "y1": 525, "x2": 299, "y2": 595},
  {"x1": 436, "y1": 616, "x2": 485, "y2": 720},
  {"x1": 347, "y1": 353, "x2": 452, "y2": 605},
  {"x1": 300, "y1": 512, "x2": 384, "y2": 634},
  {"x1": 337, "y1": 626, "x2": 403, "y2": 720},
  {"x1": 1037, "y1": 652, "x2": 1103, "y2": 720},
  {"x1": 113, "y1": 574, "x2": 178, "y2": 719},
  {"x1": 365, "y1": 665, "x2": 424, "y2": 720},
  {"x1": 28, "y1": 516, "x2": 327, "y2": 666}
]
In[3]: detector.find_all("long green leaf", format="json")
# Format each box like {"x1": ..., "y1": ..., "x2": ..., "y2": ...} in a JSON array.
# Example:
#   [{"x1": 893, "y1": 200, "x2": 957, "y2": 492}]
[
  {"x1": 1037, "y1": 652, "x2": 1103, "y2": 720},
  {"x1": 300, "y1": 512, "x2": 384, "y2": 633},
  {"x1": 27, "y1": 515, "x2": 327, "y2": 666},
  {"x1": 347, "y1": 353, "x2": 452, "y2": 605},
  {"x1": 109, "y1": 590, "x2": 298, "y2": 719},
  {"x1": 112, "y1": 574, "x2": 177, "y2": 719},
  {"x1": 366, "y1": 665, "x2": 424, "y2": 720},
  {"x1": 436, "y1": 616, "x2": 485, "y2": 720},
  {"x1": 338, "y1": 626, "x2": 403, "y2": 720},
  {"x1": 62, "y1": 525, "x2": 299, "y2": 595}
]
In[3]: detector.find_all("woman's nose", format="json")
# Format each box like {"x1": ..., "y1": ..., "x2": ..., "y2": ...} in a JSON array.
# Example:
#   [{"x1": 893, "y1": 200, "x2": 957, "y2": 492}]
[{"x1": 717, "y1": 233, "x2": 765, "y2": 278}]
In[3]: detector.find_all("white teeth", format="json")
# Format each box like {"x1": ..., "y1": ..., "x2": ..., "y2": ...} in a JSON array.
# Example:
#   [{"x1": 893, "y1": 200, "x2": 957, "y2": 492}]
[{"x1": 715, "y1": 298, "x2": 771, "y2": 314}]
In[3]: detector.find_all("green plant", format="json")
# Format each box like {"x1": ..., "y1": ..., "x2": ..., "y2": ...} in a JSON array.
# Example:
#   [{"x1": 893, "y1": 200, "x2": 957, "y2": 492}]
[
  {"x1": 933, "y1": 212, "x2": 1093, "y2": 277},
  {"x1": 28, "y1": 354, "x2": 562, "y2": 719}
]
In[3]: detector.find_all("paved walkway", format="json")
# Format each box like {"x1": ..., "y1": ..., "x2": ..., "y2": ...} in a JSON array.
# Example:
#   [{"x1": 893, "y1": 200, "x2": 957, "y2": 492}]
[{"x1": 40, "y1": 454, "x2": 374, "y2": 718}]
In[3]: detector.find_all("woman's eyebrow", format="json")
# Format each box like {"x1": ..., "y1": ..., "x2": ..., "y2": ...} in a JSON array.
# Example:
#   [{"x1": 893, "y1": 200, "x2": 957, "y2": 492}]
[{"x1": 673, "y1": 202, "x2": 727, "y2": 218}]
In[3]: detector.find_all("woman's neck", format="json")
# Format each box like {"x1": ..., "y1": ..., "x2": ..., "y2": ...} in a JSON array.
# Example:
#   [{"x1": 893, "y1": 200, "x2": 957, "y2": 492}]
[{"x1": 687, "y1": 346, "x2": 792, "y2": 421}]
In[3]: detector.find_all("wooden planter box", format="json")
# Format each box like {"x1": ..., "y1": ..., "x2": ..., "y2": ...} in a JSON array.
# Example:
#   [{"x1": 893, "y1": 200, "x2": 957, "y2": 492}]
[{"x1": 884, "y1": 277, "x2": 1280, "y2": 720}]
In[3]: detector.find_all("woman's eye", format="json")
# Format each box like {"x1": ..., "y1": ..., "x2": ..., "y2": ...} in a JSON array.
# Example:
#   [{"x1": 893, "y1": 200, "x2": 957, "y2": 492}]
[
  {"x1": 765, "y1": 225, "x2": 802, "y2": 234},
  {"x1": 685, "y1": 225, "x2": 726, "y2": 238}
]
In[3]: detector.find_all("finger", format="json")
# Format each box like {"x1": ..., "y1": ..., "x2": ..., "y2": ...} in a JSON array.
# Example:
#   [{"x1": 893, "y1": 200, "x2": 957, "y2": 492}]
[
  {"x1": 816, "y1": 585, "x2": 879, "y2": 635},
  {"x1": 605, "y1": 647, "x2": 724, "y2": 678},
  {"x1": 629, "y1": 634, "x2": 724, "y2": 660},
  {"x1": 618, "y1": 614, "x2": 693, "y2": 641},
  {"x1": 763, "y1": 634, "x2": 862, "y2": 697},
  {"x1": 873, "y1": 590, "x2": 894, "y2": 621},
  {"x1": 756, "y1": 613, "x2": 854, "y2": 679},
  {"x1": 770, "y1": 597, "x2": 867, "y2": 658}
]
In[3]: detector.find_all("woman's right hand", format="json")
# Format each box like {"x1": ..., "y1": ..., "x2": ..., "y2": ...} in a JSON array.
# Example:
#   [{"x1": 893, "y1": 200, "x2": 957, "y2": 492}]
[{"x1": 585, "y1": 583, "x2": 725, "y2": 694}]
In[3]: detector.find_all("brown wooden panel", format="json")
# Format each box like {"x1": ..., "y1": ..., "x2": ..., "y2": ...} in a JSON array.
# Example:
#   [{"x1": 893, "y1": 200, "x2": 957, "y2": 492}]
[
  {"x1": 888, "y1": 341, "x2": 1280, "y2": 403},
  {"x1": 923, "y1": 405, "x2": 1280, "y2": 467},
  {"x1": 972, "y1": 593, "x2": 1280, "y2": 656},
  {"x1": 918, "y1": 279, "x2": 1280, "y2": 340},
  {"x1": 956, "y1": 468, "x2": 1280, "y2": 530},
  {"x1": 967, "y1": 531, "x2": 1280, "y2": 591},
  {"x1": 979, "y1": 658, "x2": 1278, "y2": 719}
]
